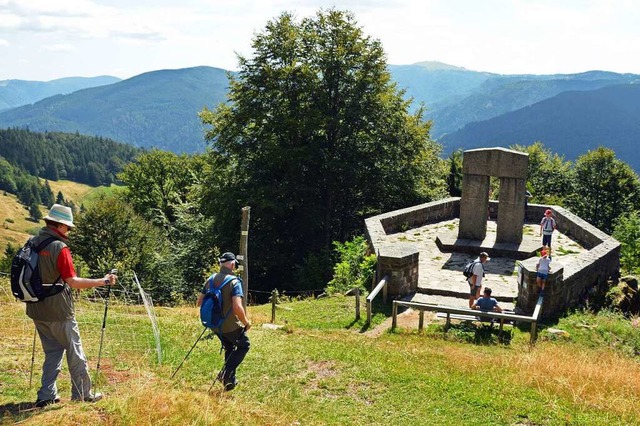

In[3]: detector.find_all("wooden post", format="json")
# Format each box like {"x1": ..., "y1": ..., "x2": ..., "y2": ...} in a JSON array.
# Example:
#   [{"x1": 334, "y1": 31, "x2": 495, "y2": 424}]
[
  {"x1": 355, "y1": 288, "x2": 360, "y2": 321},
  {"x1": 391, "y1": 301, "x2": 398, "y2": 330},
  {"x1": 530, "y1": 321, "x2": 538, "y2": 344},
  {"x1": 270, "y1": 289, "x2": 278, "y2": 324},
  {"x1": 366, "y1": 299, "x2": 372, "y2": 326},
  {"x1": 418, "y1": 310, "x2": 424, "y2": 331},
  {"x1": 239, "y1": 206, "x2": 250, "y2": 309},
  {"x1": 382, "y1": 280, "x2": 387, "y2": 304}
]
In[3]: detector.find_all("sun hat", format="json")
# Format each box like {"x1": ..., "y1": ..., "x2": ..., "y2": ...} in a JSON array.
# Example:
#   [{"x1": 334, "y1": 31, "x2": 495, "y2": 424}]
[
  {"x1": 43, "y1": 204, "x2": 75, "y2": 228},
  {"x1": 479, "y1": 251, "x2": 491, "y2": 261}
]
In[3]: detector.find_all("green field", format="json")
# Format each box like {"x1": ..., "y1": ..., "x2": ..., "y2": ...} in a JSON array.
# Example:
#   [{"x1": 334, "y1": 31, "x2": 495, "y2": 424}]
[
  {"x1": 0, "y1": 181, "x2": 123, "y2": 247},
  {"x1": 1, "y1": 278, "x2": 639, "y2": 425}
]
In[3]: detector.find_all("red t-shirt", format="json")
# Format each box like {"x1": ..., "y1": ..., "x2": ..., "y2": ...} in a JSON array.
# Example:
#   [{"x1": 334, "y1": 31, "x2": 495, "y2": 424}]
[{"x1": 56, "y1": 247, "x2": 77, "y2": 280}]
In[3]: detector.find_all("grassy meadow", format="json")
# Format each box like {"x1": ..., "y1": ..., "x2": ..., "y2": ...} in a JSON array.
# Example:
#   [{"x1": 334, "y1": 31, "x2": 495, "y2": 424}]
[
  {"x1": 1, "y1": 277, "x2": 640, "y2": 425},
  {"x1": 0, "y1": 181, "x2": 121, "y2": 246}
]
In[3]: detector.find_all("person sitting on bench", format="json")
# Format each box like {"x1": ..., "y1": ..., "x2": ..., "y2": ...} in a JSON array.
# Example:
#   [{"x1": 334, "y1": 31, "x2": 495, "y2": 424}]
[{"x1": 472, "y1": 287, "x2": 502, "y2": 313}]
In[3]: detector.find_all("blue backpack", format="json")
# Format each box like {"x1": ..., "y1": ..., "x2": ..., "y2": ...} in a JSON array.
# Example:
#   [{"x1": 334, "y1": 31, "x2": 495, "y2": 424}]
[{"x1": 200, "y1": 274, "x2": 239, "y2": 332}]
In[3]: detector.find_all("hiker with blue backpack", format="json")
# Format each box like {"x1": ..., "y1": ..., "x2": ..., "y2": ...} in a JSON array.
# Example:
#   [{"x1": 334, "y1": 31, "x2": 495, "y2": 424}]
[
  {"x1": 11, "y1": 204, "x2": 117, "y2": 408},
  {"x1": 196, "y1": 252, "x2": 251, "y2": 391}
]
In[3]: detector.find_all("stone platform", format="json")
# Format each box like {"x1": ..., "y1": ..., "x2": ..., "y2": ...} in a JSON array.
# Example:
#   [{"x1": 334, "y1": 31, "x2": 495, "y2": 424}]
[
  {"x1": 383, "y1": 218, "x2": 586, "y2": 306},
  {"x1": 435, "y1": 234, "x2": 542, "y2": 260}
]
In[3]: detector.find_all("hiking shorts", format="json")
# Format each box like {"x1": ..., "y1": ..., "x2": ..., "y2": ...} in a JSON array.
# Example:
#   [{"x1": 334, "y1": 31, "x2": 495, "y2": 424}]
[
  {"x1": 469, "y1": 285, "x2": 480, "y2": 297},
  {"x1": 536, "y1": 272, "x2": 548, "y2": 280},
  {"x1": 542, "y1": 234, "x2": 552, "y2": 247}
]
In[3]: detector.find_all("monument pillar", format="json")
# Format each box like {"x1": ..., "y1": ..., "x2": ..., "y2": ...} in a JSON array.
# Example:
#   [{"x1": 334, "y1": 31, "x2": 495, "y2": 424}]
[
  {"x1": 496, "y1": 177, "x2": 526, "y2": 243},
  {"x1": 458, "y1": 174, "x2": 489, "y2": 240}
]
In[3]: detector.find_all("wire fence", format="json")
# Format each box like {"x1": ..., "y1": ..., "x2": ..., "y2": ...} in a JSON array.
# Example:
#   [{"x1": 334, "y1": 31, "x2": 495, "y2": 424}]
[{"x1": 0, "y1": 276, "x2": 162, "y2": 390}]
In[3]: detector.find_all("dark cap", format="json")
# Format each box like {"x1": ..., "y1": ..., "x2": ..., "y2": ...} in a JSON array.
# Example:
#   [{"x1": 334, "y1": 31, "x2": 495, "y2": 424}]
[{"x1": 219, "y1": 252, "x2": 237, "y2": 264}]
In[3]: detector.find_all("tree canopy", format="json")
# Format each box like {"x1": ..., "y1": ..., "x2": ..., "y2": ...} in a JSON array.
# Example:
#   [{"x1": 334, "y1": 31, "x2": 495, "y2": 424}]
[
  {"x1": 200, "y1": 9, "x2": 446, "y2": 289},
  {"x1": 566, "y1": 147, "x2": 640, "y2": 234}
]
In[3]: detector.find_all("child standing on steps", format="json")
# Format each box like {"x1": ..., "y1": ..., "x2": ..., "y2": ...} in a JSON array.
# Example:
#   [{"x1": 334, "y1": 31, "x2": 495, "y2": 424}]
[
  {"x1": 536, "y1": 247, "x2": 552, "y2": 294},
  {"x1": 539, "y1": 209, "x2": 557, "y2": 248}
]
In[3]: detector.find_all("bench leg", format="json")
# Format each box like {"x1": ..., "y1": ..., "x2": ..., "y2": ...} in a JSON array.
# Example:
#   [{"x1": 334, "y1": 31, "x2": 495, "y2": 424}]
[
  {"x1": 445, "y1": 313, "x2": 451, "y2": 331},
  {"x1": 530, "y1": 321, "x2": 538, "y2": 344}
]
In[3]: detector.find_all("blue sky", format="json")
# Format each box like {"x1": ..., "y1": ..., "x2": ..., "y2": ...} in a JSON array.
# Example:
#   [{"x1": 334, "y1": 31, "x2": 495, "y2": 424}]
[{"x1": 1, "y1": 0, "x2": 639, "y2": 81}]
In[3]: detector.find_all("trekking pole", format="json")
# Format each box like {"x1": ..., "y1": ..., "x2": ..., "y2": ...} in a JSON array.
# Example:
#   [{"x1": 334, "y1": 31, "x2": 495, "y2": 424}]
[
  {"x1": 94, "y1": 268, "x2": 117, "y2": 393},
  {"x1": 171, "y1": 327, "x2": 208, "y2": 379},
  {"x1": 209, "y1": 356, "x2": 229, "y2": 393},
  {"x1": 29, "y1": 326, "x2": 37, "y2": 388}
]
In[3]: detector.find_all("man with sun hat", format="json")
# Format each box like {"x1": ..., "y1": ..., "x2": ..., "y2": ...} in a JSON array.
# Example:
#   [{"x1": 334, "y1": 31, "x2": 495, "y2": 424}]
[{"x1": 26, "y1": 204, "x2": 117, "y2": 407}]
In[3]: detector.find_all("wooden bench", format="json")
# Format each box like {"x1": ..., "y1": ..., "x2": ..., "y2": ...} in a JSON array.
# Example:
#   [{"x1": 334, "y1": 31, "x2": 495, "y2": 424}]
[
  {"x1": 392, "y1": 296, "x2": 544, "y2": 343},
  {"x1": 435, "y1": 311, "x2": 516, "y2": 333}
]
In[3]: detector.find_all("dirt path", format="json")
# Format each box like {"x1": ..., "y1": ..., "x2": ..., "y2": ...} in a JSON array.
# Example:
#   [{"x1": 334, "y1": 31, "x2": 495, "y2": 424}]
[{"x1": 364, "y1": 308, "x2": 438, "y2": 337}]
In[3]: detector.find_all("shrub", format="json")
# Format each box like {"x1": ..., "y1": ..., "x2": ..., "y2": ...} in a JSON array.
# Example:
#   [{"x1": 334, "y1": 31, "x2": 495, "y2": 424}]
[{"x1": 326, "y1": 236, "x2": 376, "y2": 295}]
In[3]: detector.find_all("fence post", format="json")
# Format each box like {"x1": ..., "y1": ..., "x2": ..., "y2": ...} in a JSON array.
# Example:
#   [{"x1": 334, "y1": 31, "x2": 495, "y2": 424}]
[
  {"x1": 391, "y1": 301, "x2": 398, "y2": 330},
  {"x1": 239, "y1": 206, "x2": 251, "y2": 310},
  {"x1": 270, "y1": 289, "x2": 278, "y2": 324},
  {"x1": 355, "y1": 288, "x2": 360, "y2": 321},
  {"x1": 418, "y1": 310, "x2": 424, "y2": 331},
  {"x1": 383, "y1": 278, "x2": 388, "y2": 304}
]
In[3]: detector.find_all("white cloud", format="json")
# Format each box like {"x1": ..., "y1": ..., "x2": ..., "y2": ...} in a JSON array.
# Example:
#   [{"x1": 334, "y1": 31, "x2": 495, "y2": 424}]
[
  {"x1": 44, "y1": 43, "x2": 75, "y2": 52},
  {"x1": 0, "y1": 38, "x2": 8, "y2": 46},
  {"x1": 1, "y1": 0, "x2": 640, "y2": 80}
]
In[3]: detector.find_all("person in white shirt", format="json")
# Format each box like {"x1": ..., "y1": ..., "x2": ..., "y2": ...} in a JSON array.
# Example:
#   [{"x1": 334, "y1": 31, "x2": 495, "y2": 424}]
[
  {"x1": 536, "y1": 247, "x2": 552, "y2": 294},
  {"x1": 468, "y1": 252, "x2": 490, "y2": 308}
]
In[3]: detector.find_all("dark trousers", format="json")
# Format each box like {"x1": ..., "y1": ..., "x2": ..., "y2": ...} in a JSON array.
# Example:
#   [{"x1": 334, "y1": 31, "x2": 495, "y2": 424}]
[{"x1": 218, "y1": 328, "x2": 250, "y2": 387}]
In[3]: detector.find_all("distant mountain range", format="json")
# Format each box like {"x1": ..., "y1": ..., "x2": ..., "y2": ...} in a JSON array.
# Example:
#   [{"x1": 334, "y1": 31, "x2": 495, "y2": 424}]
[
  {"x1": 0, "y1": 76, "x2": 121, "y2": 112},
  {"x1": 440, "y1": 83, "x2": 640, "y2": 168},
  {"x1": 0, "y1": 61, "x2": 639, "y2": 167},
  {"x1": 0, "y1": 67, "x2": 229, "y2": 153}
]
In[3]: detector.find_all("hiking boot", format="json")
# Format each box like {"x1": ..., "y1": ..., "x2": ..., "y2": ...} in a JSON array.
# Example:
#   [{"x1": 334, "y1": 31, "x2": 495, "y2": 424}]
[
  {"x1": 72, "y1": 392, "x2": 103, "y2": 403},
  {"x1": 34, "y1": 397, "x2": 60, "y2": 408},
  {"x1": 223, "y1": 381, "x2": 238, "y2": 392}
]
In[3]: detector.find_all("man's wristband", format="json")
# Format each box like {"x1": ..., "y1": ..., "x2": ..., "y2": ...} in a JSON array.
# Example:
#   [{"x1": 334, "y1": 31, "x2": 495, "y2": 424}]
[{"x1": 103, "y1": 278, "x2": 110, "y2": 285}]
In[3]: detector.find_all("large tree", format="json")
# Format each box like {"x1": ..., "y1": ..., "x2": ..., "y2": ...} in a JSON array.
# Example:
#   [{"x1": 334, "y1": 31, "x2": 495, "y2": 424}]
[
  {"x1": 566, "y1": 147, "x2": 640, "y2": 234},
  {"x1": 613, "y1": 212, "x2": 640, "y2": 275},
  {"x1": 512, "y1": 142, "x2": 573, "y2": 205},
  {"x1": 200, "y1": 10, "x2": 446, "y2": 289}
]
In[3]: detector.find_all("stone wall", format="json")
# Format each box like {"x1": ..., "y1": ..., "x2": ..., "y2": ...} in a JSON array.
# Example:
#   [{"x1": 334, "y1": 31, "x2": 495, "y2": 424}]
[
  {"x1": 517, "y1": 204, "x2": 620, "y2": 318},
  {"x1": 526, "y1": 205, "x2": 609, "y2": 250},
  {"x1": 377, "y1": 245, "x2": 420, "y2": 297},
  {"x1": 365, "y1": 198, "x2": 460, "y2": 298}
]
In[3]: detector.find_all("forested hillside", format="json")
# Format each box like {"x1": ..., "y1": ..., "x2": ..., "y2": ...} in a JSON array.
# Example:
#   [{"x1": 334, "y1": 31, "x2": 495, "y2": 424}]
[
  {"x1": 1, "y1": 62, "x2": 638, "y2": 158},
  {"x1": 0, "y1": 75, "x2": 120, "y2": 112},
  {"x1": 0, "y1": 67, "x2": 230, "y2": 153},
  {"x1": 440, "y1": 84, "x2": 640, "y2": 169},
  {"x1": 0, "y1": 128, "x2": 141, "y2": 186}
]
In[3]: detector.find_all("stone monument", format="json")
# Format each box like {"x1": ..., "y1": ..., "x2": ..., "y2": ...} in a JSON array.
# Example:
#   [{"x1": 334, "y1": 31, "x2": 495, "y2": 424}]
[{"x1": 458, "y1": 147, "x2": 529, "y2": 244}]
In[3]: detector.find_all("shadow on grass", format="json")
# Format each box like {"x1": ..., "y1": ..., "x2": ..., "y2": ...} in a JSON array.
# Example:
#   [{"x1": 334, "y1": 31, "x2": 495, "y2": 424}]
[
  {"x1": 350, "y1": 296, "x2": 394, "y2": 333},
  {"x1": 430, "y1": 321, "x2": 514, "y2": 345},
  {"x1": 0, "y1": 400, "x2": 54, "y2": 423}
]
